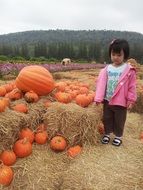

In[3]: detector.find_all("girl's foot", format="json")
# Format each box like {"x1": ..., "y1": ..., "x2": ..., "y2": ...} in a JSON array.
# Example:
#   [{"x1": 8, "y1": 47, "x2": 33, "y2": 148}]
[
  {"x1": 112, "y1": 137, "x2": 122, "y2": 146},
  {"x1": 101, "y1": 135, "x2": 110, "y2": 144}
]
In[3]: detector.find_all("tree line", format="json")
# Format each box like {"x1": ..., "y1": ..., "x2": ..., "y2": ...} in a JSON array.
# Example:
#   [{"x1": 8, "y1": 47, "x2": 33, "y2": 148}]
[
  {"x1": 0, "y1": 41, "x2": 143, "y2": 63},
  {"x1": 0, "y1": 29, "x2": 143, "y2": 63}
]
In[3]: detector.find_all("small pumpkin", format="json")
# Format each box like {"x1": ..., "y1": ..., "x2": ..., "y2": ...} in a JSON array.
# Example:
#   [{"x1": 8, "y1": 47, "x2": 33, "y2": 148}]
[
  {"x1": 0, "y1": 150, "x2": 16, "y2": 166},
  {"x1": 19, "y1": 128, "x2": 34, "y2": 143},
  {"x1": 0, "y1": 161, "x2": 14, "y2": 186},
  {"x1": 55, "y1": 92, "x2": 72, "y2": 104},
  {"x1": 35, "y1": 131, "x2": 48, "y2": 144},
  {"x1": 55, "y1": 82, "x2": 67, "y2": 92},
  {"x1": 0, "y1": 86, "x2": 7, "y2": 96},
  {"x1": 0, "y1": 100, "x2": 6, "y2": 112},
  {"x1": 140, "y1": 132, "x2": 143, "y2": 140},
  {"x1": 50, "y1": 136, "x2": 67, "y2": 151},
  {"x1": 12, "y1": 103, "x2": 28, "y2": 113},
  {"x1": 75, "y1": 94, "x2": 90, "y2": 107},
  {"x1": 3, "y1": 83, "x2": 13, "y2": 93},
  {"x1": 13, "y1": 138, "x2": 32, "y2": 158},
  {"x1": 2, "y1": 97, "x2": 10, "y2": 107},
  {"x1": 98, "y1": 122, "x2": 104, "y2": 135},
  {"x1": 6, "y1": 88, "x2": 22, "y2": 100},
  {"x1": 24, "y1": 91, "x2": 39, "y2": 103},
  {"x1": 79, "y1": 87, "x2": 89, "y2": 94},
  {"x1": 67, "y1": 145, "x2": 82, "y2": 158}
]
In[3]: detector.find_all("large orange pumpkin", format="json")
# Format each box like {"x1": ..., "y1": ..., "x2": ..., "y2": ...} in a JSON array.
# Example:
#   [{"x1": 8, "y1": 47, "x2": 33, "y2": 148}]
[
  {"x1": 0, "y1": 161, "x2": 13, "y2": 186},
  {"x1": 15, "y1": 65, "x2": 55, "y2": 95}
]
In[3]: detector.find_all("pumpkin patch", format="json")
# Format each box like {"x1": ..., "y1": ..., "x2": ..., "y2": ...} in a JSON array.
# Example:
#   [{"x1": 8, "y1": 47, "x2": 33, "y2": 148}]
[{"x1": 0, "y1": 65, "x2": 142, "y2": 189}]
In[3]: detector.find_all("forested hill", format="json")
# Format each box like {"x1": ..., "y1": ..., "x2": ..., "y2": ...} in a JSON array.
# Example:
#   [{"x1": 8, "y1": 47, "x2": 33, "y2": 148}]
[
  {"x1": 0, "y1": 30, "x2": 143, "y2": 46},
  {"x1": 0, "y1": 30, "x2": 143, "y2": 63}
]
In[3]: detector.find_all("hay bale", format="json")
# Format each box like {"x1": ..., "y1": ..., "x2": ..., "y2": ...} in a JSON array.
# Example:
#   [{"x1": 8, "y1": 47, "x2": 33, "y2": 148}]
[
  {"x1": 43, "y1": 102, "x2": 103, "y2": 146},
  {"x1": 60, "y1": 143, "x2": 143, "y2": 190},
  {"x1": 61, "y1": 112, "x2": 143, "y2": 190},
  {"x1": 0, "y1": 144, "x2": 70, "y2": 190},
  {"x1": 0, "y1": 99, "x2": 46, "y2": 150}
]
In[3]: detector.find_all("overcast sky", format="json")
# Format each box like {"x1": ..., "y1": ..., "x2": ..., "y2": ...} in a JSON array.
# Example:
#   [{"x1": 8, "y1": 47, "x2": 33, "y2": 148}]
[{"x1": 0, "y1": 0, "x2": 143, "y2": 35}]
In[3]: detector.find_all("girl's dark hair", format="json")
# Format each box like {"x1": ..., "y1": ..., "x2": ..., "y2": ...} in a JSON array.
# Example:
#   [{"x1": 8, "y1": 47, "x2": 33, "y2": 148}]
[{"x1": 109, "y1": 39, "x2": 130, "y2": 60}]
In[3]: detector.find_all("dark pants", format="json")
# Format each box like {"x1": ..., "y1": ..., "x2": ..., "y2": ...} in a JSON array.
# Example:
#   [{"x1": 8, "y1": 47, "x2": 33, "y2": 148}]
[{"x1": 103, "y1": 100, "x2": 127, "y2": 137}]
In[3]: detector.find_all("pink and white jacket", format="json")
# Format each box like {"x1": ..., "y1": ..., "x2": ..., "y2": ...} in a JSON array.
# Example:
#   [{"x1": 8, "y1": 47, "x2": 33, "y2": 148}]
[{"x1": 94, "y1": 64, "x2": 137, "y2": 107}]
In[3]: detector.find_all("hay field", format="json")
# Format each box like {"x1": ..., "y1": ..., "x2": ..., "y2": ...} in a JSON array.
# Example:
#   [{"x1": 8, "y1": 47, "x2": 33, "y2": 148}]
[{"x1": 0, "y1": 68, "x2": 143, "y2": 190}]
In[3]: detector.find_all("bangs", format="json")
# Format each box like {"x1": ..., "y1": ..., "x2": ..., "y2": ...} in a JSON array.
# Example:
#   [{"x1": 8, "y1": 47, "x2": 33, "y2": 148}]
[{"x1": 111, "y1": 44, "x2": 122, "y2": 54}]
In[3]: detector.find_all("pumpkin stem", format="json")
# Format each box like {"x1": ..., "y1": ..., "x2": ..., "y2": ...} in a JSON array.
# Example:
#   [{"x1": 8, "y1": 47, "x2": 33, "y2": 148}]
[{"x1": 22, "y1": 137, "x2": 29, "y2": 144}]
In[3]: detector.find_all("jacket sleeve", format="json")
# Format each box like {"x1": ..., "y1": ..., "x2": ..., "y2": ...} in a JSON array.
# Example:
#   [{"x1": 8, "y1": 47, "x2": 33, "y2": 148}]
[
  {"x1": 127, "y1": 70, "x2": 137, "y2": 105},
  {"x1": 94, "y1": 68, "x2": 107, "y2": 103}
]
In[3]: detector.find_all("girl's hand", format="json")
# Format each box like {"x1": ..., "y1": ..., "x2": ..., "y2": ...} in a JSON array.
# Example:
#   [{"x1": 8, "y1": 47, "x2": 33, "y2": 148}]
[
  {"x1": 93, "y1": 102, "x2": 101, "y2": 106},
  {"x1": 127, "y1": 103, "x2": 134, "y2": 110}
]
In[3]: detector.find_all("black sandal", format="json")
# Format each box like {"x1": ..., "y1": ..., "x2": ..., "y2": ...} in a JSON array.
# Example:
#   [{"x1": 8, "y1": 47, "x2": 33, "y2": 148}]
[
  {"x1": 101, "y1": 135, "x2": 110, "y2": 144},
  {"x1": 112, "y1": 138, "x2": 122, "y2": 146}
]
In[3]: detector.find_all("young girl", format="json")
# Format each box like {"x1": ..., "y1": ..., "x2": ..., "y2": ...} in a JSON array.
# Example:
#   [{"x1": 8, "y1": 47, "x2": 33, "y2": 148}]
[{"x1": 94, "y1": 39, "x2": 137, "y2": 146}]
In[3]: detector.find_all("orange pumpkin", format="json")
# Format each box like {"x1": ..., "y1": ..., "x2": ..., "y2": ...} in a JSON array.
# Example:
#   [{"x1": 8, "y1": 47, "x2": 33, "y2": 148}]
[
  {"x1": 0, "y1": 100, "x2": 6, "y2": 112},
  {"x1": 140, "y1": 132, "x2": 143, "y2": 139},
  {"x1": 75, "y1": 94, "x2": 90, "y2": 107},
  {"x1": 67, "y1": 145, "x2": 82, "y2": 158},
  {"x1": 0, "y1": 150, "x2": 16, "y2": 166},
  {"x1": 3, "y1": 83, "x2": 13, "y2": 93},
  {"x1": 69, "y1": 90, "x2": 78, "y2": 99},
  {"x1": 0, "y1": 86, "x2": 7, "y2": 96},
  {"x1": 13, "y1": 138, "x2": 32, "y2": 158},
  {"x1": 50, "y1": 136, "x2": 67, "y2": 151},
  {"x1": 98, "y1": 122, "x2": 105, "y2": 134},
  {"x1": 24, "y1": 91, "x2": 39, "y2": 103},
  {"x1": 5, "y1": 88, "x2": 22, "y2": 100},
  {"x1": 55, "y1": 82, "x2": 67, "y2": 92},
  {"x1": 12, "y1": 103, "x2": 28, "y2": 113},
  {"x1": 0, "y1": 161, "x2": 13, "y2": 186},
  {"x1": 19, "y1": 128, "x2": 34, "y2": 143},
  {"x1": 35, "y1": 131, "x2": 48, "y2": 144},
  {"x1": 2, "y1": 97, "x2": 10, "y2": 107},
  {"x1": 79, "y1": 87, "x2": 89, "y2": 94},
  {"x1": 15, "y1": 65, "x2": 55, "y2": 95},
  {"x1": 55, "y1": 92, "x2": 72, "y2": 103}
]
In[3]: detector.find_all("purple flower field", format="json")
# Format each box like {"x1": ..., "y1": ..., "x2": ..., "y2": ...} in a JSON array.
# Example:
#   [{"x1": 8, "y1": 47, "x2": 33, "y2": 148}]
[{"x1": 0, "y1": 63, "x2": 105, "y2": 76}]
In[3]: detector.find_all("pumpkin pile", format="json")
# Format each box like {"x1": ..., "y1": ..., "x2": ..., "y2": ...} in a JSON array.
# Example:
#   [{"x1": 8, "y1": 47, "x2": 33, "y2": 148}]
[
  {"x1": 0, "y1": 122, "x2": 82, "y2": 186},
  {"x1": 54, "y1": 80, "x2": 95, "y2": 107}
]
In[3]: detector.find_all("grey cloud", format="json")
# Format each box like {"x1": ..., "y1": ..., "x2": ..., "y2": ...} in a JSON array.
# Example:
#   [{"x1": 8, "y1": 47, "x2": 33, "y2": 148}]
[{"x1": 0, "y1": 0, "x2": 143, "y2": 34}]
